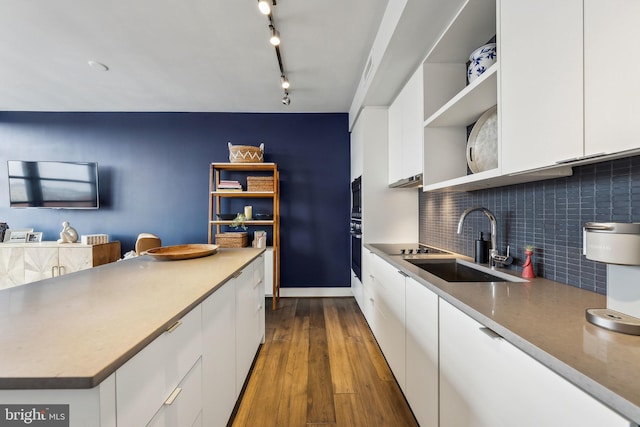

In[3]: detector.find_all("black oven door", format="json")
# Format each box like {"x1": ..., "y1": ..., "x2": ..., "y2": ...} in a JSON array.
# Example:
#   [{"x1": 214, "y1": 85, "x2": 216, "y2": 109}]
[
  {"x1": 351, "y1": 176, "x2": 362, "y2": 219},
  {"x1": 351, "y1": 232, "x2": 362, "y2": 281}
]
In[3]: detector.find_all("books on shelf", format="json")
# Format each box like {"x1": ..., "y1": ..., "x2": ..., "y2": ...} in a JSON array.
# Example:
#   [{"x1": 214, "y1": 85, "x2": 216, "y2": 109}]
[{"x1": 218, "y1": 180, "x2": 242, "y2": 191}]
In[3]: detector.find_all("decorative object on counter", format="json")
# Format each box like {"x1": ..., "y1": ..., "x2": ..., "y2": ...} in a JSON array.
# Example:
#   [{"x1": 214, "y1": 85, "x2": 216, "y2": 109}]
[
  {"x1": 244, "y1": 205, "x2": 253, "y2": 220},
  {"x1": 0, "y1": 223, "x2": 8, "y2": 242},
  {"x1": 81, "y1": 234, "x2": 110, "y2": 245},
  {"x1": 247, "y1": 175, "x2": 274, "y2": 192},
  {"x1": 26, "y1": 232, "x2": 43, "y2": 243},
  {"x1": 466, "y1": 105, "x2": 498, "y2": 173},
  {"x1": 468, "y1": 42, "x2": 496, "y2": 83},
  {"x1": 143, "y1": 244, "x2": 218, "y2": 260},
  {"x1": 232, "y1": 213, "x2": 248, "y2": 230},
  {"x1": 474, "y1": 232, "x2": 489, "y2": 263},
  {"x1": 522, "y1": 245, "x2": 536, "y2": 278},
  {"x1": 57, "y1": 221, "x2": 78, "y2": 243},
  {"x1": 215, "y1": 232, "x2": 249, "y2": 248},
  {"x1": 228, "y1": 142, "x2": 264, "y2": 163},
  {"x1": 253, "y1": 230, "x2": 267, "y2": 248},
  {"x1": 3, "y1": 228, "x2": 33, "y2": 243}
]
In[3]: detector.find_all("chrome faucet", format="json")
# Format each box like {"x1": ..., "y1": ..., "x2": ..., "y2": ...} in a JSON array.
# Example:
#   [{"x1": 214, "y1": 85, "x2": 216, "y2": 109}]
[{"x1": 457, "y1": 206, "x2": 506, "y2": 269}]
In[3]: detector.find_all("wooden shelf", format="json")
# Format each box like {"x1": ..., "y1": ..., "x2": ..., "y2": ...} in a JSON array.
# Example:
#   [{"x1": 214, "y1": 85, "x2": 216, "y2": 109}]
[{"x1": 208, "y1": 163, "x2": 281, "y2": 310}]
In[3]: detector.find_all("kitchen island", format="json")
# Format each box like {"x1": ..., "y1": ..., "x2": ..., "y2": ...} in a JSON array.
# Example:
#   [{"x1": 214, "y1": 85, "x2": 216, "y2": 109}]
[
  {"x1": 364, "y1": 243, "x2": 640, "y2": 426},
  {"x1": 0, "y1": 247, "x2": 266, "y2": 426}
]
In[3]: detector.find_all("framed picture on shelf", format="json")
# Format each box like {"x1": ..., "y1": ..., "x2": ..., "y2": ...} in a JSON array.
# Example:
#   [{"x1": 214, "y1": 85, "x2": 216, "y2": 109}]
[
  {"x1": 3, "y1": 228, "x2": 34, "y2": 243},
  {"x1": 26, "y1": 232, "x2": 43, "y2": 243}
]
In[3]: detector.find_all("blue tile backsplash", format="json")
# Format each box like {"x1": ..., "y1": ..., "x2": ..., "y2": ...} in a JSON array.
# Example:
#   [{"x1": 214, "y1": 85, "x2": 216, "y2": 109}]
[{"x1": 419, "y1": 155, "x2": 640, "y2": 295}]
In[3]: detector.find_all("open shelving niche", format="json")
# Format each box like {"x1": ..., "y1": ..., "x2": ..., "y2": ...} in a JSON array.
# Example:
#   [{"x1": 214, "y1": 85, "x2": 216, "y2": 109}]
[
  {"x1": 208, "y1": 162, "x2": 280, "y2": 310},
  {"x1": 421, "y1": 0, "x2": 499, "y2": 191}
]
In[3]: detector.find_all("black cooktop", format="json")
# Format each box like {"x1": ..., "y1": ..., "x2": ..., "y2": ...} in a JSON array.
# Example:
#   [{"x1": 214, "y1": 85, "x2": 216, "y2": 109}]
[{"x1": 373, "y1": 243, "x2": 451, "y2": 256}]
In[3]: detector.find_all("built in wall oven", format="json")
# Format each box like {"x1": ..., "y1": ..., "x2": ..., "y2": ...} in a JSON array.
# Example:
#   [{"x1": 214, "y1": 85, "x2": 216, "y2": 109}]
[{"x1": 351, "y1": 176, "x2": 362, "y2": 280}]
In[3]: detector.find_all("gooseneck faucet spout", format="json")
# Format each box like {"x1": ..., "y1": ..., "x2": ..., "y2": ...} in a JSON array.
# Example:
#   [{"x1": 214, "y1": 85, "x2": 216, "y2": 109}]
[{"x1": 457, "y1": 206, "x2": 498, "y2": 267}]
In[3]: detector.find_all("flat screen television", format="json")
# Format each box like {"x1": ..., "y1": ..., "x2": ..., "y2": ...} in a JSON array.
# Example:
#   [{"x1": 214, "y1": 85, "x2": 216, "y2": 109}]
[{"x1": 8, "y1": 161, "x2": 99, "y2": 209}]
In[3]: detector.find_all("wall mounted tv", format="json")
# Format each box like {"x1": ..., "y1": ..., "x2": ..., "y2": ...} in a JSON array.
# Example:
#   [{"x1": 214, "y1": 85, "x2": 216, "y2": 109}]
[{"x1": 8, "y1": 161, "x2": 99, "y2": 209}]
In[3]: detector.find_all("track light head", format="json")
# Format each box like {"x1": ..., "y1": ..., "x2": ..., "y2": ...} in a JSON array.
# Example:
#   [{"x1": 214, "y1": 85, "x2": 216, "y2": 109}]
[
  {"x1": 280, "y1": 76, "x2": 290, "y2": 89},
  {"x1": 269, "y1": 27, "x2": 281, "y2": 46},
  {"x1": 257, "y1": 0, "x2": 271, "y2": 15},
  {"x1": 281, "y1": 92, "x2": 291, "y2": 105}
]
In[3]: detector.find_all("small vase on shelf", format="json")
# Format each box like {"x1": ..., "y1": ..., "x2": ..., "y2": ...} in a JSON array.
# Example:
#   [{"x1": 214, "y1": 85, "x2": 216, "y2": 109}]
[{"x1": 522, "y1": 246, "x2": 535, "y2": 279}]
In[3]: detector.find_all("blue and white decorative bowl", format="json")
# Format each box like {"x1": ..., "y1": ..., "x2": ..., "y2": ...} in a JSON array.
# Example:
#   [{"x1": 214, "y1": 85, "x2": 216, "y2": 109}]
[{"x1": 468, "y1": 43, "x2": 497, "y2": 83}]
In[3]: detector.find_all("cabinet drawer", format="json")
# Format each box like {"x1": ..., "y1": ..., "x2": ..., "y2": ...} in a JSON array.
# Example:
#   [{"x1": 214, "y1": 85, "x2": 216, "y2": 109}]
[
  {"x1": 253, "y1": 254, "x2": 264, "y2": 285},
  {"x1": 147, "y1": 358, "x2": 203, "y2": 427},
  {"x1": 116, "y1": 306, "x2": 202, "y2": 427}
]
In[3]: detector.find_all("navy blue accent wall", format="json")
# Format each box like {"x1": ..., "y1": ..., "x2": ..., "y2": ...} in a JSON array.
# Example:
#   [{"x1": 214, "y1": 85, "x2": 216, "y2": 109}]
[
  {"x1": 0, "y1": 112, "x2": 351, "y2": 288},
  {"x1": 420, "y1": 155, "x2": 640, "y2": 295}
]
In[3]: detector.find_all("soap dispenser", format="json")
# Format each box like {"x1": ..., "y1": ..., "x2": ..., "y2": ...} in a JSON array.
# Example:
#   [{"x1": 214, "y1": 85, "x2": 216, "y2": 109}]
[{"x1": 474, "y1": 232, "x2": 489, "y2": 263}]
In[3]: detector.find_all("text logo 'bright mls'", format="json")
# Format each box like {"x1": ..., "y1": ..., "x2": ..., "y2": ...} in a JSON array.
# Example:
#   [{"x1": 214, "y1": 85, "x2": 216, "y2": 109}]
[{"x1": 0, "y1": 405, "x2": 68, "y2": 426}]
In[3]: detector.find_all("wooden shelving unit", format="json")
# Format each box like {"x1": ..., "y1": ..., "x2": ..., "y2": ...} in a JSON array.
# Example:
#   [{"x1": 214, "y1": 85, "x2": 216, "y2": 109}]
[{"x1": 208, "y1": 162, "x2": 280, "y2": 309}]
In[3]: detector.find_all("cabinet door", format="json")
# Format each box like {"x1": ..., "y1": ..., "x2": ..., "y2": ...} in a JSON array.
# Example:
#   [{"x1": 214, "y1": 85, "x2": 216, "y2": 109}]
[
  {"x1": 401, "y1": 67, "x2": 423, "y2": 179},
  {"x1": 202, "y1": 279, "x2": 237, "y2": 425},
  {"x1": 360, "y1": 250, "x2": 376, "y2": 331},
  {"x1": 235, "y1": 262, "x2": 261, "y2": 392},
  {"x1": 388, "y1": 92, "x2": 404, "y2": 184},
  {"x1": 500, "y1": 0, "x2": 583, "y2": 174},
  {"x1": 58, "y1": 247, "x2": 93, "y2": 274},
  {"x1": 0, "y1": 247, "x2": 25, "y2": 289},
  {"x1": 439, "y1": 299, "x2": 630, "y2": 427},
  {"x1": 584, "y1": 0, "x2": 640, "y2": 156},
  {"x1": 405, "y1": 277, "x2": 438, "y2": 427},
  {"x1": 116, "y1": 307, "x2": 202, "y2": 427},
  {"x1": 147, "y1": 359, "x2": 203, "y2": 427},
  {"x1": 370, "y1": 255, "x2": 406, "y2": 391},
  {"x1": 24, "y1": 247, "x2": 58, "y2": 283}
]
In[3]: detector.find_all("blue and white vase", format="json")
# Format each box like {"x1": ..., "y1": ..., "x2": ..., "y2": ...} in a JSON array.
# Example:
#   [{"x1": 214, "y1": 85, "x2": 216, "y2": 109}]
[{"x1": 468, "y1": 43, "x2": 497, "y2": 83}]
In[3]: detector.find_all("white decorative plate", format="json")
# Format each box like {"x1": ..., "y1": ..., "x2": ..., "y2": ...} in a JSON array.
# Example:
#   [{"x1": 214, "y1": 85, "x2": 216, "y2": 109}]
[{"x1": 466, "y1": 105, "x2": 498, "y2": 173}]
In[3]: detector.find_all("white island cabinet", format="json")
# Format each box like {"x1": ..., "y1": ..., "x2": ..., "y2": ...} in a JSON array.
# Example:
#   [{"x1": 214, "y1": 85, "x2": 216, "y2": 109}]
[
  {"x1": 439, "y1": 299, "x2": 629, "y2": 427},
  {"x1": 0, "y1": 249, "x2": 265, "y2": 427}
]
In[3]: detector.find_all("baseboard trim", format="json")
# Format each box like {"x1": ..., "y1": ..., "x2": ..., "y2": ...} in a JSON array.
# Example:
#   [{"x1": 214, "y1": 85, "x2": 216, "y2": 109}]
[{"x1": 266, "y1": 287, "x2": 354, "y2": 298}]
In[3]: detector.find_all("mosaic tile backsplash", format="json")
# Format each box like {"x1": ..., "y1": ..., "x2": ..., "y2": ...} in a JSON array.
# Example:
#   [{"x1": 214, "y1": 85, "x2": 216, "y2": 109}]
[{"x1": 419, "y1": 155, "x2": 640, "y2": 295}]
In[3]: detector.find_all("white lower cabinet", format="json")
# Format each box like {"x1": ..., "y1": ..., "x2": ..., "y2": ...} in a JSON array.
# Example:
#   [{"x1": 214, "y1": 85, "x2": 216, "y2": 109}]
[
  {"x1": 202, "y1": 278, "x2": 237, "y2": 425},
  {"x1": 116, "y1": 306, "x2": 202, "y2": 427},
  {"x1": 405, "y1": 276, "x2": 438, "y2": 427},
  {"x1": 439, "y1": 299, "x2": 630, "y2": 427},
  {"x1": 370, "y1": 254, "x2": 406, "y2": 391},
  {"x1": 147, "y1": 359, "x2": 203, "y2": 427}
]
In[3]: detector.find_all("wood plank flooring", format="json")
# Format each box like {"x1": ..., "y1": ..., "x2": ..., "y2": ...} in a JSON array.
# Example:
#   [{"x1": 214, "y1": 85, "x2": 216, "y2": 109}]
[{"x1": 230, "y1": 297, "x2": 418, "y2": 427}]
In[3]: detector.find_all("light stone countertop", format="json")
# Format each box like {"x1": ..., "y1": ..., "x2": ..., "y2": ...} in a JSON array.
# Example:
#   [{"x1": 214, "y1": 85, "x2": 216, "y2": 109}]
[
  {"x1": 0, "y1": 247, "x2": 264, "y2": 389},
  {"x1": 366, "y1": 243, "x2": 640, "y2": 425}
]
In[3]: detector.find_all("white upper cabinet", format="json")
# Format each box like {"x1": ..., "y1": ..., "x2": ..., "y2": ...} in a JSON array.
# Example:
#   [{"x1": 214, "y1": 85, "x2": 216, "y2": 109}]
[
  {"x1": 500, "y1": 0, "x2": 584, "y2": 175},
  {"x1": 584, "y1": 0, "x2": 640, "y2": 156},
  {"x1": 388, "y1": 66, "x2": 424, "y2": 185}
]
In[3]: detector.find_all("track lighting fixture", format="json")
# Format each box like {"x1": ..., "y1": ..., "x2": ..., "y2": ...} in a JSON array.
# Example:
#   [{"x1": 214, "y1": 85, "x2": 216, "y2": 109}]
[
  {"x1": 257, "y1": 0, "x2": 271, "y2": 15},
  {"x1": 269, "y1": 26, "x2": 281, "y2": 46},
  {"x1": 257, "y1": 0, "x2": 291, "y2": 105},
  {"x1": 282, "y1": 91, "x2": 291, "y2": 105}
]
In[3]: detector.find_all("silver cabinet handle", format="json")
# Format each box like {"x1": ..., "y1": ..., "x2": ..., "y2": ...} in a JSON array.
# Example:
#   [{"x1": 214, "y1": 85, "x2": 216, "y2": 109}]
[
  {"x1": 58, "y1": 266, "x2": 66, "y2": 276},
  {"x1": 164, "y1": 387, "x2": 182, "y2": 405},
  {"x1": 397, "y1": 270, "x2": 409, "y2": 277},
  {"x1": 51, "y1": 266, "x2": 58, "y2": 277},
  {"x1": 166, "y1": 320, "x2": 182, "y2": 333}
]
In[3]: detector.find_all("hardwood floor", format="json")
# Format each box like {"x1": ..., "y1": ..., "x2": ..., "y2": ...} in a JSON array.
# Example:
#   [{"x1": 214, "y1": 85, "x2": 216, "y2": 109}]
[{"x1": 230, "y1": 297, "x2": 418, "y2": 427}]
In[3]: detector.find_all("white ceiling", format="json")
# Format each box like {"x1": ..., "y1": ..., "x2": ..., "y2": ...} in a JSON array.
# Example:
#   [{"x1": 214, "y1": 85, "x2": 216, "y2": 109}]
[{"x1": 0, "y1": 0, "x2": 388, "y2": 113}]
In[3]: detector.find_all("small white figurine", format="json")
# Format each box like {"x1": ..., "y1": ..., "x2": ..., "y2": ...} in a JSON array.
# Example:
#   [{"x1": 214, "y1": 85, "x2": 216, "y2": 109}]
[{"x1": 57, "y1": 221, "x2": 78, "y2": 243}]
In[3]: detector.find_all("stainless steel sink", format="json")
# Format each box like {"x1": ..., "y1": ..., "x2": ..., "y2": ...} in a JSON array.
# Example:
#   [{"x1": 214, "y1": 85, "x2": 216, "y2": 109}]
[{"x1": 405, "y1": 258, "x2": 510, "y2": 282}]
